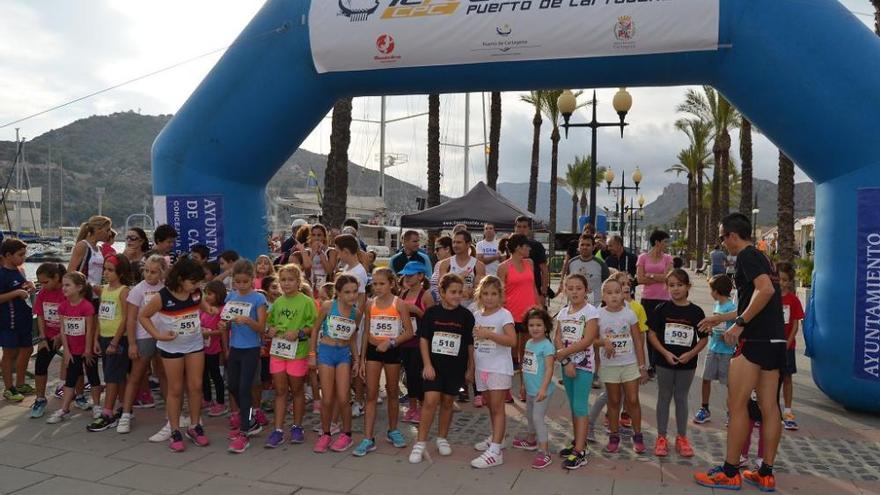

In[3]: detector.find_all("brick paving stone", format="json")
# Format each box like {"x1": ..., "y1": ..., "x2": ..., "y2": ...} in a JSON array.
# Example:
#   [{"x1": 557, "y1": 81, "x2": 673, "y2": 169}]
[
  {"x1": 0, "y1": 464, "x2": 51, "y2": 493},
  {"x1": 26, "y1": 450, "x2": 133, "y2": 481},
  {"x1": 264, "y1": 465, "x2": 370, "y2": 493},
  {"x1": 10, "y1": 475, "x2": 129, "y2": 495},
  {"x1": 181, "y1": 475, "x2": 299, "y2": 495},
  {"x1": 0, "y1": 440, "x2": 64, "y2": 468},
  {"x1": 101, "y1": 463, "x2": 214, "y2": 494}
]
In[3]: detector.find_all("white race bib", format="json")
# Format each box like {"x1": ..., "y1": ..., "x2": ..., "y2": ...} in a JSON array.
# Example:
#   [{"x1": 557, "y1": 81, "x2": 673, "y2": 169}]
[
  {"x1": 559, "y1": 319, "x2": 584, "y2": 345},
  {"x1": 431, "y1": 331, "x2": 461, "y2": 356},
  {"x1": 221, "y1": 301, "x2": 253, "y2": 321},
  {"x1": 98, "y1": 300, "x2": 117, "y2": 320},
  {"x1": 43, "y1": 303, "x2": 60, "y2": 324},
  {"x1": 270, "y1": 337, "x2": 298, "y2": 359},
  {"x1": 173, "y1": 312, "x2": 201, "y2": 336},
  {"x1": 610, "y1": 334, "x2": 633, "y2": 355},
  {"x1": 783, "y1": 305, "x2": 791, "y2": 325},
  {"x1": 326, "y1": 315, "x2": 357, "y2": 340},
  {"x1": 522, "y1": 349, "x2": 538, "y2": 375},
  {"x1": 474, "y1": 326, "x2": 496, "y2": 353},
  {"x1": 370, "y1": 315, "x2": 400, "y2": 339},
  {"x1": 64, "y1": 317, "x2": 86, "y2": 337},
  {"x1": 664, "y1": 323, "x2": 694, "y2": 347}
]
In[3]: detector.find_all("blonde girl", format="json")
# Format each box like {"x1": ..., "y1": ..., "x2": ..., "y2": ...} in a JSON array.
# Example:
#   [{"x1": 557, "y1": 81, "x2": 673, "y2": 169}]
[{"x1": 254, "y1": 255, "x2": 276, "y2": 291}]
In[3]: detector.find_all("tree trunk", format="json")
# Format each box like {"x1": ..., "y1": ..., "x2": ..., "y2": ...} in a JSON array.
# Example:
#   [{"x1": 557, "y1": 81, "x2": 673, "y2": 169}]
[
  {"x1": 487, "y1": 91, "x2": 501, "y2": 190},
  {"x1": 777, "y1": 150, "x2": 796, "y2": 264},
  {"x1": 322, "y1": 97, "x2": 353, "y2": 229},
  {"x1": 687, "y1": 174, "x2": 696, "y2": 262},
  {"x1": 739, "y1": 118, "x2": 753, "y2": 215},
  {"x1": 710, "y1": 141, "x2": 721, "y2": 248},
  {"x1": 696, "y1": 169, "x2": 705, "y2": 269},
  {"x1": 527, "y1": 109, "x2": 542, "y2": 213},
  {"x1": 549, "y1": 128, "x2": 560, "y2": 255},
  {"x1": 427, "y1": 94, "x2": 442, "y2": 247},
  {"x1": 579, "y1": 190, "x2": 588, "y2": 217},
  {"x1": 570, "y1": 193, "x2": 578, "y2": 233},
  {"x1": 719, "y1": 129, "x2": 732, "y2": 216},
  {"x1": 874, "y1": 0, "x2": 880, "y2": 35}
]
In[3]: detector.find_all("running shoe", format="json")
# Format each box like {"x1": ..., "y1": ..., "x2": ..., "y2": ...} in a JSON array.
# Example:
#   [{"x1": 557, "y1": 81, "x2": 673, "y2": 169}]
[
  {"x1": 290, "y1": 424, "x2": 305, "y2": 444},
  {"x1": 265, "y1": 429, "x2": 284, "y2": 448},
  {"x1": 149, "y1": 377, "x2": 160, "y2": 390},
  {"x1": 254, "y1": 409, "x2": 269, "y2": 426},
  {"x1": 3, "y1": 388, "x2": 24, "y2": 402},
  {"x1": 436, "y1": 437, "x2": 452, "y2": 456},
  {"x1": 91, "y1": 405, "x2": 103, "y2": 420},
  {"x1": 133, "y1": 391, "x2": 155, "y2": 409},
  {"x1": 605, "y1": 433, "x2": 621, "y2": 453},
  {"x1": 186, "y1": 424, "x2": 210, "y2": 447},
  {"x1": 150, "y1": 421, "x2": 172, "y2": 442},
  {"x1": 742, "y1": 469, "x2": 776, "y2": 492},
  {"x1": 654, "y1": 435, "x2": 669, "y2": 457},
  {"x1": 208, "y1": 402, "x2": 228, "y2": 417},
  {"x1": 54, "y1": 383, "x2": 64, "y2": 399},
  {"x1": 782, "y1": 412, "x2": 799, "y2": 431},
  {"x1": 676, "y1": 435, "x2": 695, "y2": 457},
  {"x1": 46, "y1": 409, "x2": 69, "y2": 424},
  {"x1": 694, "y1": 407, "x2": 712, "y2": 424},
  {"x1": 474, "y1": 437, "x2": 492, "y2": 452},
  {"x1": 87, "y1": 414, "x2": 118, "y2": 432},
  {"x1": 352, "y1": 438, "x2": 376, "y2": 457},
  {"x1": 245, "y1": 420, "x2": 263, "y2": 438},
  {"x1": 409, "y1": 441, "x2": 427, "y2": 464},
  {"x1": 694, "y1": 466, "x2": 742, "y2": 491},
  {"x1": 84, "y1": 383, "x2": 92, "y2": 393},
  {"x1": 229, "y1": 413, "x2": 241, "y2": 431},
  {"x1": 738, "y1": 455, "x2": 750, "y2": 468},
  {"x1": 16, "y1": 383, "x2": 34, "y2": 395},
  {"x1": 169, "y1": 430, "x2": 186, "y2": 452},
  {"x1": 531, "y1": 452, "x2": 552, "y2": 469},
  {"x1": 559, "y1": 442, "x2": 575, "y2": 458},
  {"x1": 228, "y1": 432, "x2": 250, "y2": 453},
  {"x1": 619, "y1": 412, "x2": 633, "y2": 429},
  {"x1": 470, "y1": 450, "x2": 503, "y2": 469},
  {"x1": 387, "y1": 429, "x2": 406, "y2": 448},
  {"x1": 117, "y1": 412, "x2": 133, "y2": 434},
  {"x1": 30, "y1": 398, "x2": 48, "y2": 418},
  {"x1": 331, "y1": 433, "x2": 354, "y2": 452},
  {"x1": 512, "y1": 438, "x2": 538, "y2": 451},
  {"x1": 313, "y1": 433, "x2": 332, "y2": 453},
  {"x1": 633, "y1": 432, "x2": 646, "y2": 454},
  {"x1": 562, "y1": 450, "x2": 588, "y2": 470},
  {"x1": 473, "y1": 395, "x2": 483, "y2": 408},
  {"x1": 352, "y1": 402, "x2": 365, "y2": 418}
]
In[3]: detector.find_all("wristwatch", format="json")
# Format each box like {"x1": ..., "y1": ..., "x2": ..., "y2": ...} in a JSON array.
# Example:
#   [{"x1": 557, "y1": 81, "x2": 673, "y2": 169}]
[
  {"x1": 559, "y1": 356, "x2": 571, "y2": 366},
  {"x1": 734, "y1": 316, "x2": 747, "y2": 327}
]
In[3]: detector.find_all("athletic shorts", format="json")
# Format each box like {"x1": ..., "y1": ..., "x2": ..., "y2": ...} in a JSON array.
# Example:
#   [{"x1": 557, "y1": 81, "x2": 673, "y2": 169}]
[
  {"x1": 159, "y1": 348, "x2": 203, "y2": 359},
  {"x1": 475, "y1": 371, "x2": 512, "y2": 392},
  {"x1": 269, "y1": 356, "x2": 309, "y2": 377},
  {"x1": 366, "y1": 343, "x2": 401, "y2": 365},
  {"x1": 782, "y1": 348, "x2": 797, "y2": 376},
  {"x1": 702, "y1": 351, "x2": 732, "y2": 384},
  {"x1": 0, "y1": 327, "x2": 32, "y2": 348},
  {"x1": 136, "y1": 338, "x2": 157, "y2": 359},
  {"x1": 318, "y1": 342, "x2": 352, "y2": 368},
  {"x1": 423, "y1": 368, "x2": 465, "y2": 396},
  {"x1": 599, "y1": 362, "x2": 641, "y2": 384},
  {"x1": 736, "y1": 340, "x2": 786, "y2": 371},
  {"x1": 99, "y1": 337, "x2": 130, "y2": 384},
  {"x1": 562, "y1": 369, "x2": 593, "y2": 418}
]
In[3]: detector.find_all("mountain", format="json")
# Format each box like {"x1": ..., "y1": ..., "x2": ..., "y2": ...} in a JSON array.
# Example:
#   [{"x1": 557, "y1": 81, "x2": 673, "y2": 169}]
[
  {"x1": 0, "y1": 112, "x2": 435, "y2": 230},
  {"x1": 641, "y1": 180, "x2": 815, "y2": 228}
]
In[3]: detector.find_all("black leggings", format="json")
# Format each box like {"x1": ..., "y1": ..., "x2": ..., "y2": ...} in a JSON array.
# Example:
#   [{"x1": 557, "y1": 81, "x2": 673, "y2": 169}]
[
  {"x1": 35, "y1": 339, "x2": 60, "y2": 376},
  {"x1": 400, "y1": 346, "x2": 424, "y2": 402},
  {"x1": 227, "y1": 347, "x2": 260, "y2": 429},
  {"x1": 203, "y1": 353, "x2": 225, "y2": 404},
  {"x1": 65, "y1": 355, "x2": 101, "y2": 388}
]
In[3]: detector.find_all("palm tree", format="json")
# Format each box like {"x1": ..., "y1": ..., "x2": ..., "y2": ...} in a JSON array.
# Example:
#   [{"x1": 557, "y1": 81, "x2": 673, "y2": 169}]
[
  {"x1": 666, "y1": 147, "x2": 699, "y2": 261},
  {"x1": 487, "y1": 91, "x2": 501, "y2": 190},
  {"x1": 539, "y1": 90, "x2": 565, "y2": 255},
  {"x1": 777, "y1": 150, "x2": 795, "y2": 263},
  {"x1": 739, "y1": 117, "x2": 753, "y2": 215},
  {"x1": 677, "y1": 86, "x2": 740, "y2": 232},
  {"x1": 562, "y1": 159, "x2": 587, "y2": 232},
  {"x1": 671, "y1": 118, "x2": 713, "y2": 265},
  {"x1": 577, "y1": 155, "x2": 605, "y2": 219},
  {"x1": 520, "y1": 91, "x2": 544, "y2": 213},
  {"x1": 322, "y1": 97, "x2": 353, "y2": 228}
]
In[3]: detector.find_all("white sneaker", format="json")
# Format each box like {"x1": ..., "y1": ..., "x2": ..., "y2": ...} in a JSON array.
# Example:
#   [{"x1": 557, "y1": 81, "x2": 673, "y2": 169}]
[
  {"x1": 117, "y1": 412, "x2": 133, "y2": 434},
  {"x1": 470, "y1": 450, "x2": 503, "y2": 469},
  {"x1": 92, "y1": 405, "x2": 103, "y2": 420},
  {"x1": 180, "y1": 415, "x2": 191, "y2": 428},
  {"x1": 149, "y1": 421, "x2": 172, "y2": 442},
  {"x1": 436, "y1": 437, "x2": 452, "y2": 456},
  {"x1": 474, "y1": 437, "x2": 491, "y2": 451},
  {"x1": 46, "y1": 409, "x2": 69, "y2": 424},
  {"x1": 352, "y1": 402, "x2": 364, "y2": 418},
  {"x1": 409, "y1": 442, "x2": 427, "y2": 464}
]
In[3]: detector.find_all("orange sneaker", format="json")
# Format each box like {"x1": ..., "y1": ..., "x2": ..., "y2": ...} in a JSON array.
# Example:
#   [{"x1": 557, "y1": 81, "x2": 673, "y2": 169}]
[
  {"x1": 694, "y1": 466, "x2": 742, "y2": 491},
  {"x1": 676, "y1": 435, "x2": 695, "y2": 457},
  {"x1": 654, "y1": 435, "x2": 669, "y2": 457},
  {"x1": 742, "y1": 469, "x2": 776, "y2": 492}
]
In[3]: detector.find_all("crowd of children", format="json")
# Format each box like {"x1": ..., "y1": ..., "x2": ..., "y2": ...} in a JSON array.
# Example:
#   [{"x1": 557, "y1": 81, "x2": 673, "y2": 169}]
[{"x1": 0, "y1": 219, "x2": 805, "y2": 485}]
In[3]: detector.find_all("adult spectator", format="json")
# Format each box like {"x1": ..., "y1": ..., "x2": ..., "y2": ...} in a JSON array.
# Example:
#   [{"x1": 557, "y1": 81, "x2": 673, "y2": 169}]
[
  {"x1": 558, "y1": 235, "x2": 609, "y2": 305},
  {"x1": 437, "y1": 230, "x2": 485, "y2": 308},
  {"x1": 604, "y1": 235, "x2": 638, "y2": 281},
  {"x1": 68, "y1": 215, "x2": 112, "y2": 286},
  {"x1": 476, "y1": 223, "x2": 501, "y2": 276},
  {"x1": 513, "y1": 216, "x2": 548, "y2": 306},
  {"x1": 390, "y1": 230, "x2": 432, "y2": 275},
  {"x1": 637, "y1": 229, "x2": 673, "y2": 374},
  {"x1": 695, "y1": 213, "x2": 786, "y2": 490},
  {"x1": 710, "y1": 244, "x2": 727, "y2": 277},
  {"x1": 123, "y1": 227, "x2": 151, "y2": 283},
  {"x1": 429, "y1": 235, "x2": 453, "y2": 302},
  {"x1": 497, "y1": 233, "x2": 539, "y2": 400}
]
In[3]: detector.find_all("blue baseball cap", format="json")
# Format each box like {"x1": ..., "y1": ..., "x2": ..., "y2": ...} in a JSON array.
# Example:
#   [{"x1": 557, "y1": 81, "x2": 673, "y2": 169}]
[{"x1": 398, "y1": 261, "x2": 428, "y2": 276}]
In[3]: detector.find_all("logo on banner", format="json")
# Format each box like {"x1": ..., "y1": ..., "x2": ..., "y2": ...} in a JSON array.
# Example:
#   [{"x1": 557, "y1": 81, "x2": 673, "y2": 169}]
[
  {"x1": 339, "y1": 0, "x2": 380, "y2": 22},
  {"x1": 374, "y1": 33, "x2": 402, "y2": 64},
  {"x1": 496, "y1": 24, "x2": 512, "y2": 37},
  {"x1": 381, "y1": 0, "x2": 460, "y2": 19},
  {"x1": 473, "y1": 23, "x2": 535, "y2": 56},
  {"x1": 613, "y1": 15, "x2": 637, "y2": 46}
]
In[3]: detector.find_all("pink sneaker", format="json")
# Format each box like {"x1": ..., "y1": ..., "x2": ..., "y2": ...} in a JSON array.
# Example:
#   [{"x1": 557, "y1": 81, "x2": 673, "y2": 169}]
[
  {"x1": 473, "y1": 395, "x2": 484, "y2": 408},
  {"x1": 313, "y1": 433, "x2": 332, "y2": 453},
  {"x1": 402, "y1": 408, "x2": 415, "y2": 423},
  {"x1": 229, "y1": 413, "x2": 241, "y2": 430},
  {"x1": 254, "y1": 409, "x2": 269, "y2": 426},
  {"x1": 531, "y1": 452, "x2": 552, "y2": 469},
  {"x1": 331, "y1": 433, "x2": 354, "y2": 452},
  {"x1": 410, "y1": 408, "x2": 421, "y2": 424},
  {"x1": 512, "y1": 438, "x2": 538, "y2": 451},
  {"x1": 133, "y1": 391, "x2": 155, "y2": 409},
  {"x1": 228, "y1": 432, "x2": 250, "y2": 453},
  {"x1": 209, "y1": 402, "x2": 229, "y2": 417},
  {"x1": 185, "y1": 424, "x2": 210, "y2": 447},
  {"x1": 169, "y1": 430, "x2": 186, "y2": 452}
]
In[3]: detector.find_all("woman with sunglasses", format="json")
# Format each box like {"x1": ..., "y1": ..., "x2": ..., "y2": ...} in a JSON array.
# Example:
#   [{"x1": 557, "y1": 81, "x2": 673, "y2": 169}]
[
  {"x1": 430, "y1": 236, "x2": 453, "y2": 303},
  {"x1": 123, "y1": 228, "x2": 151, "y2": 284}
]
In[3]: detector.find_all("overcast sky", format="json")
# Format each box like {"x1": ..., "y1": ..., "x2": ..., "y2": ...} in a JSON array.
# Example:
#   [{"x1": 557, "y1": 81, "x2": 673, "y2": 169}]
[{"x1": 0, "y1": 0, "x2": 873, "y2": 207}]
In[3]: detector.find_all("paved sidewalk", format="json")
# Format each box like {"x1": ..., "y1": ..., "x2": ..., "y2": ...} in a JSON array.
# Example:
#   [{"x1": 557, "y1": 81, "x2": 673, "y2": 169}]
[{"x1": 0, "y1": 271, "x2": 878, "y2": 495}]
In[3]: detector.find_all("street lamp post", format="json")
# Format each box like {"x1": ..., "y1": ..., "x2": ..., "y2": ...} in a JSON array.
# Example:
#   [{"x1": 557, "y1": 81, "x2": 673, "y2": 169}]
[
  {"x1": 558, "y1": 88, "x2": 633, "y2": 224},
  {"x1": 627, "y1": 194, "x2": 646, "y2": 251},
  {"x1": 604, "y1": 167, "x2": 643, "y2": 251},
  {"x1": 752, "y1": 193, "x2": 760, "y2": 240}
]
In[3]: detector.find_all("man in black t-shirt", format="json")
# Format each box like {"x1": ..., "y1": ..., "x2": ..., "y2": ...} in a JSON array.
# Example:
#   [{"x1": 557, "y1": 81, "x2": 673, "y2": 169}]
[
  {"x1": 514, "y1": 216, "x2": 548, "y2": 306},
  {"x1": 695, "y1": 213, "x2": 786, "y2": 491}
]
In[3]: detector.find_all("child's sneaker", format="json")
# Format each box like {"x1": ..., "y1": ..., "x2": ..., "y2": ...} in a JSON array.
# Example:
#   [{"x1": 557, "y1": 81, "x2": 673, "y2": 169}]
[
  {"x1": 409, "y1": 441, "x2": 427, "y2": 464},
  {"x1": 254, "y1": 409, "x2": 269, "y2": 426},
  {"x1": 402, "y1": 408, "x2": 415, "y2": 423},
  {"x1": 150, "y1": 421, "x2": 172, "y2": 442},
  {"x1": 470, "y1": 450, "x2": 503, "y2": 469},
  {"x1": 738, "y1": 455, "x2": 750, "y2": 468},
  {"x1": 633, "y1": 432, "x2": 646, "y2": 454},
  {"x1": 46, "y1": 409, "x2": 69, "y2": 424},
  {"x1": 531, "y1": 452, "x2": 552, "y2": 469},
  {"x1": 265, "y1": 429, "x2": 284, "y2": 448},
  {"x1": 562, "y1": 450, "x2": 588, "y2": 470},
  {"x1": 619, "y1": 412, "x2": 633, "y2": 429},
  {"x1": 313, "y1": 433, "x2": 332, "y2": 453},
  {"x1": 116, "y1": 412, "x2": 133, "y2": 434},
  {"x1": 782, "y1": 412, "x2": 799, "y2": 431},
  {"x1": 351, "y1": 402, "x2": 364, "y2": 418},
  {"x1": 694, "y1": 466, "x2": 742, "y2": 490},
  {"x1": 387, "y1": 429, "x2": 406, "y2": 448},
  {"x1": 185, "y1": 424, "x2": 210, "y2": 447},
  {"x1": 353, "y1": 438, "x2": 376, "y2": 457},
  {"x1": 742, "y1": 469, "x2": 776, "y2": 492},
  {"x1": 436, "y1": 437, "x2": 452, "y2": 456},
  {"x1": 53, "y1": 383, "x2": 64, "y2": 399},
  {"x1": 605, "y1": 433, "x2": 621, "y2": 453},
  {"x1": 654, "y1": 435, "x2": 669, "y2": 457},
  {"x1": 91, "y1": 405, "x2": 103, "y2": 420},
  {"x1": 675, "y1": 435, "x2": 695, "y2": 457},
  {"x1": 208, "y1": 402, "x2": 228, "y2": 417},
  {"x1": 290, "y1": 425, "x2": 305, "y2": 444},
  {"x1": 169, "y1": 430, "x2": 186, "y2": 452},
  {"x1": 30, "y1": 398, "x2": 48, "y2": 418},
  {"x1": 512, "y1": 438, "x2": 538, "y2": 451},
  {"x1": 331, "y1": 433, "x2": 354, "y2": 452},
  {"x1": 74, "y1": 394, "x2": 90, "y2": 410},
  {"x1": 16, "y1": 383, "x2": 34, "y2": 395},
  {"x1": 558, "y1": 442, "x2": 575, "y2": 458},
  {"x1": 87, "y1": 414, "x2": 118, "y2": 432},
  {"x1": 245, "y1": 420, "x2": 263, "y2": 437},
  {"x1": 133, "y1": 391, "x2": 155, "y2": 409},
  {"x1": 229, "y1": 413, "x2": 241, "y2": 431},
  {"x1": 228, "y1": 432, "x2": 250, "y2": 453},
  {"x1": 474, "y1": 436, "x2": 492, "y2": 452},
  {"x1": 5, "y1": 387, "x2": 26, "y2": 402},
  {"x1": 694, "y1": 407, "x2": 711, "y2": 424}
]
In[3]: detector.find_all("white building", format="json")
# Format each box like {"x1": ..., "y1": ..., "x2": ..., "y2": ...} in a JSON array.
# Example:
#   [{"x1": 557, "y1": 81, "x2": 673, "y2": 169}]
[{"x1": 3, "y1": 187, "x2": 42, "y2": 233}]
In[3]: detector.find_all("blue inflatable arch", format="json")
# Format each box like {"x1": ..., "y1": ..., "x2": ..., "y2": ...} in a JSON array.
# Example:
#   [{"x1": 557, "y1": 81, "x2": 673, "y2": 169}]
[{"x1": 152, "y1": 0, "x2": 880, "y2": 411}]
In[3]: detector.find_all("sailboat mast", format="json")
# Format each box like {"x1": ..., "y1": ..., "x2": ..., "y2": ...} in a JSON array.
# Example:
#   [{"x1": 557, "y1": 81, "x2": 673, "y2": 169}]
[
  {"x1": 15, "y1": 129, "x2": 22, "y2": 233},
  {"x1": 464, "y1": 93, "x2": 469, "y2": 194}
]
